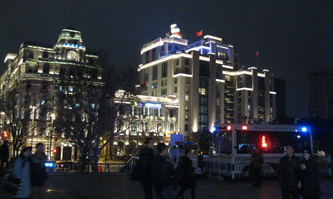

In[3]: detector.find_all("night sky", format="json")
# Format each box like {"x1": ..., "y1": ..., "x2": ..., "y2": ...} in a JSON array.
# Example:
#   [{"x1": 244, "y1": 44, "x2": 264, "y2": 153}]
[{"x1": 1, "y1": 0, "x2": 332, "y2": 118}]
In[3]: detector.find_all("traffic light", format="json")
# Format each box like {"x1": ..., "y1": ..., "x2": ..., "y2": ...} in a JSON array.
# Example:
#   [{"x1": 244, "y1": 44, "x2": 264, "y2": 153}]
[{"x1": 54, "y1": 135, "x2": 58, "y2": 141}]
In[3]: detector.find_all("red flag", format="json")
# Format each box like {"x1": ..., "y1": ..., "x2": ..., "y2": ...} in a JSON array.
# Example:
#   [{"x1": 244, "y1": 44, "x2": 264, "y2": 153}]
[
  {"x1": 140, "y1": 81, "x2": 147, "y2": 89},
  {"x1": 196, "y1": 30, "x2": 203, "y2": 37},
  {"x1": 255, "y1": 51, "x2": 259, "y2": 57}
]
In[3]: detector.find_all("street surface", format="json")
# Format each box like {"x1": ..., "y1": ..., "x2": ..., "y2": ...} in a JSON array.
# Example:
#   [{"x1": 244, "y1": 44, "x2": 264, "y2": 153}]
[{"x1": 1, "y1": 174, "x2": 332, "y2": 199}]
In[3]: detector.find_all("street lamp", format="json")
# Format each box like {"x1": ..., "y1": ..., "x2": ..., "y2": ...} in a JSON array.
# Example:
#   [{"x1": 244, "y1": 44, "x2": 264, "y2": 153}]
[
  {"x1": 30, "y1": 106, "x2": 37, "y2": 147},
  {"x1": 49, "y1": 113, "x2": 56, "y2": 160}
]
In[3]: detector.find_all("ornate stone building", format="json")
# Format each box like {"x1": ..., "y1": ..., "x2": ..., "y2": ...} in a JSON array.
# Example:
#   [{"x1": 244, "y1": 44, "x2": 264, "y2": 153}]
[{"x1": 0, "y1": 28, "x2": 103, "y2": 160}]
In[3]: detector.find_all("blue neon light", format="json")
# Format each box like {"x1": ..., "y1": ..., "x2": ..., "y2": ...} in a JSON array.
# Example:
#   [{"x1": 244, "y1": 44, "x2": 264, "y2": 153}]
[
  {"x1": 45, "y1": 162, "x2": 56, "y2": 168},
  {"x1": 301, "y1": 127, "x2": 307, "y2": 132},
  {"x1": 213, "y1": 127, "x2": 216, "y2": 132}
]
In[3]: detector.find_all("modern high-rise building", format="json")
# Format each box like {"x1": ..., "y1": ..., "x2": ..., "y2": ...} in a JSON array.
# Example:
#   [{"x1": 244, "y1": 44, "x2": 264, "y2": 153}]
[
  {"x1": 309, "y1": 71, "x2": 333, "y2": 119},
  {"x1": 138, "y1": 24, "x2": 276, "y2": 137},
  {"x1": 0, "y1": 28, "x2": 103, "y2": 160}
]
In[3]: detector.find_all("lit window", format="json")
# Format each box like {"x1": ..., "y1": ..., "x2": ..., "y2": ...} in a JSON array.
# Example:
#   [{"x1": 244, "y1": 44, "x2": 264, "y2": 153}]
[
  {"x1": 185, "y1": 86, "x2": 189, "y2": 93},
  {"x1": 67, "y1": 51, "x2": 78, "y2": 61},
  {"x1": 199, "y1": 88, "x2": 206, "y2": 95}
]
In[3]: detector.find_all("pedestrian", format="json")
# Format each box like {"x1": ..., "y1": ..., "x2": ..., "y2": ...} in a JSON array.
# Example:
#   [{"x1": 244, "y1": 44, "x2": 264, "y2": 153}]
[
  {"x1": 251, "y1": 148, "x2": 264, "y2": 187},
  {"x1": 175, "y1": 149, "x2": 196, "y2": 199},
  {"x1": 278, "y1": 144, "x2": 301, "y2": 199},
  {"x1": 30, "y1": 143, "x2": 48, "y2": 199},
  {"x1": 299, "y1": 148, "x2": 322, "y2": 199},
  {"x1": 12, "y1": 146, "x2": 33, "y2": 199},
  {"x1": 152, "y1": 143, "x2": 175, "y2": 199},
  {"x1": 0, "y1": 140, "x2": 10, "y2": 175},
  {"x1": 138, "y1": 138, "x2": 155, "y2": 199}
]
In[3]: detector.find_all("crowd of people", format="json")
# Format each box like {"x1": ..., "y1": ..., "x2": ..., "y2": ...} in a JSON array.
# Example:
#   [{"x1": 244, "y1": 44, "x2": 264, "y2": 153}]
[
  {"x1": 135, "y1": 138, "x2": 196, "y2": 199},
  {"x1": 0, "y1": 142, "x2": 48, "y2": 199},
  {"x1": 1, "y1": 138, "x2": 324, "y2": 199},
  {"x1": 134, "y1": 138, "x2": 323, "y2": 199},
  {"x1": 250, "y1": 143, "x2": 322, "y2": 199}
]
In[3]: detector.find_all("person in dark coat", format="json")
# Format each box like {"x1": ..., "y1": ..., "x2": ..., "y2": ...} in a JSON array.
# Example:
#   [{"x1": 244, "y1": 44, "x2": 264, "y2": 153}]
[
  {"x1": 251, "y1": 148, "x2": 264, "y2": 187},
  {"x1": 299, "y1": 149, "x2": 322, "y2": 199},
  {"x1": 278, "y1": 144, "x2": 301, "y2": 199},
  {"x1": 138, "y1": 138, "x2": 155, "y2": 199},
  {"x1": 152, "y1": 143, "x2": 175, "y2": 199},
  {"x1": 175, "y1": 149, "x2": 196, "y2": 199},
  {"x1": 12, "y1": 146, "x2": 33, "y2": 198},
  {"x1": 0, "y1": 140, "x2": 9, "y2": 175},
  {"x1": 30, "y1": 143, "x2": 48, "y2": 199}
]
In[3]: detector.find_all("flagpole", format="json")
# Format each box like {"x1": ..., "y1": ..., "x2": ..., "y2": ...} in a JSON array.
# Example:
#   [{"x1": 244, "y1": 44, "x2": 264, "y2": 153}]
[
  {"x1": 258, "y1": 51, "x2": 259, "y2": 68},
  {"x1": 256, "y1": 51, "x2": 259, "y2": 68}
]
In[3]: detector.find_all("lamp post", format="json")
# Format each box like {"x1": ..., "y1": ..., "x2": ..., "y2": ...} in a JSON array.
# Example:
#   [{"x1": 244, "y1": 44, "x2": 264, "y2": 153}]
[
  {"x1": 30, "y1": 106, "x2": 37, "y2": 147},
  {"x1": 50, "y1": 113, "x2": 55, "y2": 160}
]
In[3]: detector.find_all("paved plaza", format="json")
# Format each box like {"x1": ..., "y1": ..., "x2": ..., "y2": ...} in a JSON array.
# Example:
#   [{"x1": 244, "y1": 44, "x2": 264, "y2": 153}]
[{"x1": 1, "y1": 174, "x2": 333, "y2": 199}]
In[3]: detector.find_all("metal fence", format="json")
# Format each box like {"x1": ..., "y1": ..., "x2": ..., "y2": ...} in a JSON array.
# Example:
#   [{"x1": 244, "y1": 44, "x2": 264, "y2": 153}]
[
  {"x1": 203, "y1": 155, "x2": 332, "y2": 179},
  {"x1": 46, "y1": 162, "x2": 125, "y2": 173}
]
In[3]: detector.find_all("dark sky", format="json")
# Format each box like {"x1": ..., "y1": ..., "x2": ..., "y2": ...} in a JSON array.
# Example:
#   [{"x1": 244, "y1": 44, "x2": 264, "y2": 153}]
[{"x1": 1, "y1": 0, "x2": 332, "y2": 118}]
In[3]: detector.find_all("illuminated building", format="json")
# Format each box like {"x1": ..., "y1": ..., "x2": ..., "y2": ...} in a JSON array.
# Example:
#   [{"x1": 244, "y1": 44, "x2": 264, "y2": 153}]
[
  {"x1": 0, "y1": 28, "x2": 102, "y2": 160},
  {"x1": 138, "y1": 24, "x2": 276, "y2": 137},
  {"x1": 107, "y1": 90, "x2": 180, "y2": 158},
  {"x1": 309, "y1": 71, "x2": 333, "y2": 119}
]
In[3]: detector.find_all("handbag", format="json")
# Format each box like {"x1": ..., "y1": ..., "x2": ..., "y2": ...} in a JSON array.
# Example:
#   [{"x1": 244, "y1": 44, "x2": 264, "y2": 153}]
[{"x1": 2, "y1": 174, "x2": 21, "y2": 194}]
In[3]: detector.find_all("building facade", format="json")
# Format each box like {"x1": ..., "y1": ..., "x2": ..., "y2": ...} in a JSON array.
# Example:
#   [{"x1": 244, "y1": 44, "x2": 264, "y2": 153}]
[
  {"x1": 106, "y1": 90, "x2": 180, "y2": 159},
  {"x1": 0, "y1": 28, "x2": 103, "y2": 160},
  {"x1": 309, "y1": 71, "x2": 333, "y2": 119},
  {"x1": 138, "y1": 24, "x2": 276, "y2": 137}
]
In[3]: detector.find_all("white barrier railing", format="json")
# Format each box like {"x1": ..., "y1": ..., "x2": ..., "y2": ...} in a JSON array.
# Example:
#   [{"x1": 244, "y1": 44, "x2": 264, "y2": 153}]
[{"x1": 204, "y1": 155, "x2": 331, "y2": 179}]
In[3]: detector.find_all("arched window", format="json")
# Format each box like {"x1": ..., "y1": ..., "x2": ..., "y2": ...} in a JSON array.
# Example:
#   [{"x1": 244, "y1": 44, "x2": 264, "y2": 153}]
[
  {"x1": 129, "y1": 141, "x2": 137, "y2": 156},
  {"x1": 67, "y1": 51, "x2": 78, "y2": 61},
  {"x1": 117, "y1": 142, "x2": 124, "y2": 156}
]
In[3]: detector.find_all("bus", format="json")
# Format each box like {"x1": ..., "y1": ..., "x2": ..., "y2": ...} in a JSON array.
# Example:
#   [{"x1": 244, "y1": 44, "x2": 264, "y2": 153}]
[{"x1": 206, "y1": 123, "x2": 313, "y2": 179}]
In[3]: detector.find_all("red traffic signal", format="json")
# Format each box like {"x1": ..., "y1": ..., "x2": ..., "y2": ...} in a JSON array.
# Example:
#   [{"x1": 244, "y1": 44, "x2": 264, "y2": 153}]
[{"x1": 54, "y1": 135, "x2": 58, "y2": 141}]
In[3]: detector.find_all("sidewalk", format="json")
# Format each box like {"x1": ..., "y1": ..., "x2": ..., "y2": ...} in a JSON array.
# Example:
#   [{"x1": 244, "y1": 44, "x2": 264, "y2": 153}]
[{"x1": 1, "y1": 174, "x2": 333, "y2": 199}]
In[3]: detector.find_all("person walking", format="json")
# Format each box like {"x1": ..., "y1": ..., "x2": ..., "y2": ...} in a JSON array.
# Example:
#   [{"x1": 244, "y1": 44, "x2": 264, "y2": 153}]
[
  {"x1": 175, "y1": 149, "x2": 196, "y2": 199},
  {"x1": 12, "y1": 146, "x2": 33, "y2": 199},
  {"x1": 299, "y1": 149, "x2": 322, "y2": 199},
  {"x1": 138, "y1": 138, "x2": 155, "y2": 199},
  {"x1": 30, "y1": 143, "x2": 48, "y2": 199},
  {"x1": 251, "y1": 148, "x2": 264, "y2": 187},
  {"x1": 152, "y1": 143, "x2": 175, "y2": 199},
  {"x1": 278, "y1": 144, "x2": 301, "y2": 199},
  {"x1": 0, "y1": 140, "x2": 10, "y2": 175}
]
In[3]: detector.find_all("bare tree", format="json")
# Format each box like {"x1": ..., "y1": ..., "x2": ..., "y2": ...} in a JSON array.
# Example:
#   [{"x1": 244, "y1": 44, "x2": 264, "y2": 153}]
[
  {"x1": 52, "y1": 58, "x2": 139, "y2": 173},
  {"x1": 0, "y1": 83, "x2": 48, "y2": 158}
]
